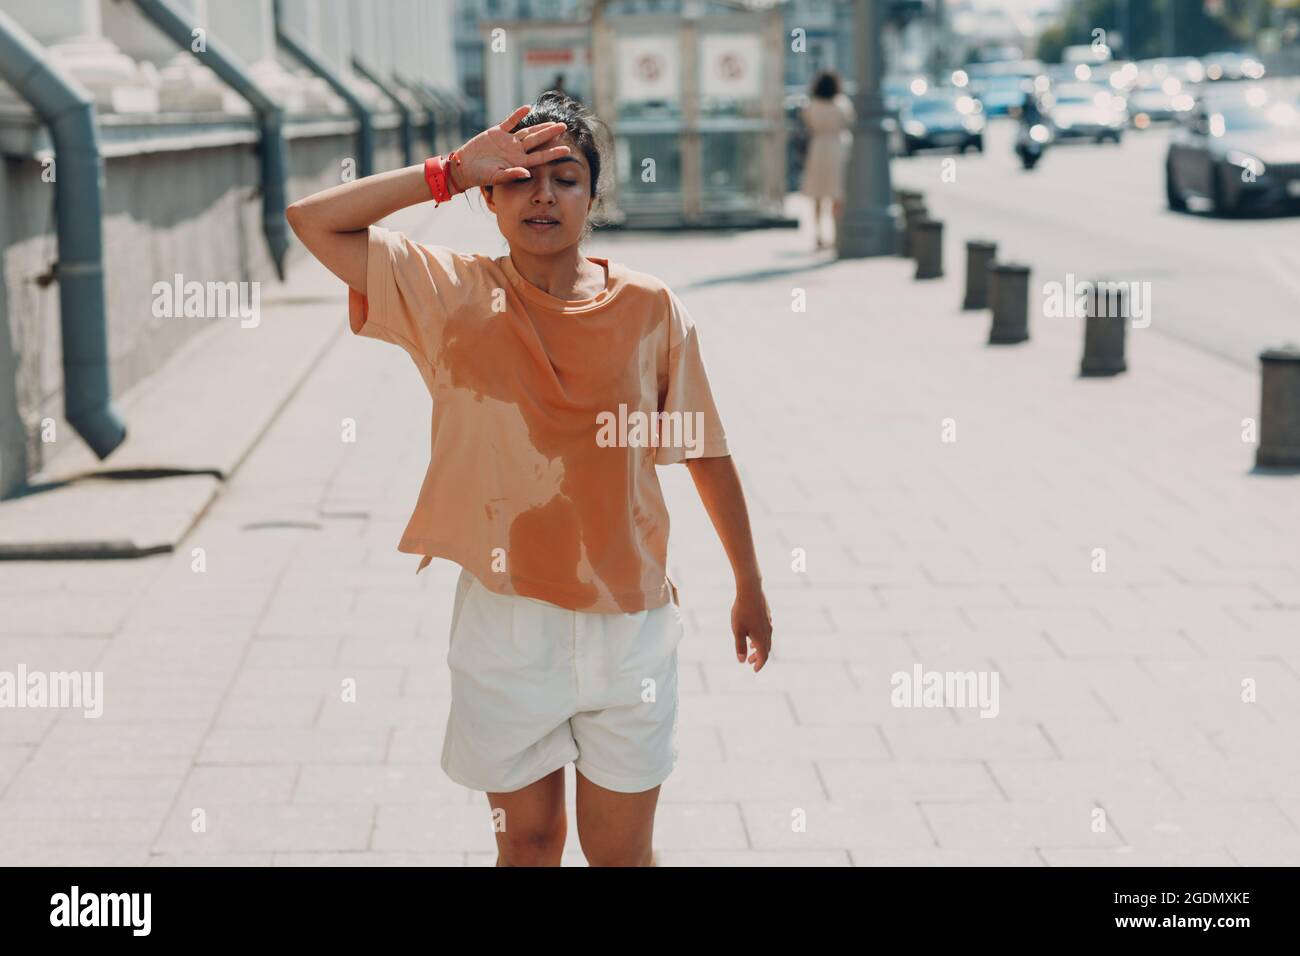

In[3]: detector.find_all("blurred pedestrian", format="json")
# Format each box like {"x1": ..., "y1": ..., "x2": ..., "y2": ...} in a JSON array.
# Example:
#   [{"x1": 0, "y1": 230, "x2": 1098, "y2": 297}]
[
  {"x1": 800, "y1": 69, "x2": 855, "y2": 251},
  {"x1": 285, "y1": 89, "x2": 772, "y2": 867},
  {"x1": 1018, "y1": 89, "x2": 1043, "y2": 128}
]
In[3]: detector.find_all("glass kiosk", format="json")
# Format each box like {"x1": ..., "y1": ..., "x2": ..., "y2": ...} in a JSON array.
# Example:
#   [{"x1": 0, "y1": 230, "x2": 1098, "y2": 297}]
[{"x1": 482, "y1": 0, "x2": 789, "y2": 228}]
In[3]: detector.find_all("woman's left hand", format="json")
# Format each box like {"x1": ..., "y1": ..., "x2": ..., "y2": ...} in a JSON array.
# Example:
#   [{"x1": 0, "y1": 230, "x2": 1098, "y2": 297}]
[{"x1": 732, "y1": 586, "x2": 772, "y2": 672}]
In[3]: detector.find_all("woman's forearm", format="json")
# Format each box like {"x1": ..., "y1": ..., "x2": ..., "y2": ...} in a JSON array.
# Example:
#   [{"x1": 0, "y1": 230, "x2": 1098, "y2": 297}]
[
  {"x1": 285, "y1": 111, "x2": 569, "y2": 293},
  {"x1": 286, "y1": 163, "x2": 433, "y2": 235},
  {"x1": 685, "y1": 455, "x2": 763, "y2": 592},
  {"x1": 286, "y1": 163, "x2": 455, "y2": 293}
]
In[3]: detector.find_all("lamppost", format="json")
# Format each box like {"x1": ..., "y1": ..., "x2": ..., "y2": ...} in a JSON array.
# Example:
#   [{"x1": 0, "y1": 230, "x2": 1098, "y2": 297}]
[{"x1": 837, "y1": 0, "x2": 896, "y2": 258}]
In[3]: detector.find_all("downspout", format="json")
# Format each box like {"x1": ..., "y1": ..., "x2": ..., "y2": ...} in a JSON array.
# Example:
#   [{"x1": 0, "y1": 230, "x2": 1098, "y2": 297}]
[
  {"x1": 272, "y1": 1, "x2": 374, "y2": 178},
  {"x1": 351, "y1": 56, "x2": 413, "y2": 167},
  {"x1": 0, "y1": 11, "x2": 127, "y2": 460},
  {"x1": 132, "y1": 0, "x2": 290, "y2": 279}
]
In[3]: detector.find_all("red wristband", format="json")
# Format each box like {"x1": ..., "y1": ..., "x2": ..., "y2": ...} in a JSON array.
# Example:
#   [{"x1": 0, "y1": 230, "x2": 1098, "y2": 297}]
[{"x1": 424, "y1": 154, "x2": 460, "y2": 205}]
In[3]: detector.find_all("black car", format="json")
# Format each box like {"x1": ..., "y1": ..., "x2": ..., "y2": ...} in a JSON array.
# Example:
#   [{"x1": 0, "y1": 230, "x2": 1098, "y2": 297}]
[
  {"x1": 1166, "y1": 86, "x2": 1300, "y2": 215},
  {"x1": 898, "y1": 93, "x2": 985, "y2": 155}
]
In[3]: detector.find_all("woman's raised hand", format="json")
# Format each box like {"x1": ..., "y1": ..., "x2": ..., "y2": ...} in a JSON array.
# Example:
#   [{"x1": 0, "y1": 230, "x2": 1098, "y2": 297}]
[{"x1": 450, "y1": 106, "x2": 572, "y2": 190}]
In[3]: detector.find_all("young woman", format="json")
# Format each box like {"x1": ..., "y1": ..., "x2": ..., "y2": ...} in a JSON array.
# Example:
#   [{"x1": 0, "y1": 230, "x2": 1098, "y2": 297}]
[
  {"x1": 800, "y1": 69, "x2": 856, "y2": 250},
  {"x1": 286, "y1": 91, "x2": 773, "y2": 867}
]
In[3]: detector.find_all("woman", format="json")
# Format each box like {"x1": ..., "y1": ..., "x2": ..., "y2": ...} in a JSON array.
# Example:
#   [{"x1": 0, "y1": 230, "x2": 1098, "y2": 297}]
[
  {"x1": 800, "y1": 69, "x2": 855, "y2": 250},
  {"x1": 285, "y1": 91, "x2": 773, "y2": 867}
]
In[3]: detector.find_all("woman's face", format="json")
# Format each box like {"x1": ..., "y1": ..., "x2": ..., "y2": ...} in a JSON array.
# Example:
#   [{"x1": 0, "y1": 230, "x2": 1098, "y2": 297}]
[{"x1": 484, "y1": 136, "x2": 594, "y2": 256}]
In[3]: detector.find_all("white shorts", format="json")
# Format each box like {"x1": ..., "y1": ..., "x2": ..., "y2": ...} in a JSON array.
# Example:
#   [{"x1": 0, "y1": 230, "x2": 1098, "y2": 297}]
[{"x1": 440, "y1": 567, "x2": 685, "y2": 794}]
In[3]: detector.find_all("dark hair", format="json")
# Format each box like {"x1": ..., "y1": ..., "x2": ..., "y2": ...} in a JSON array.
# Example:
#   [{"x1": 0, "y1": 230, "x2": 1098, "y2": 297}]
[
  {"x1": 484, "y1": 89, "x2": 610, "y2": 239},
  {"x1": 811, "y1": 69, "x2": 840, "y2": 100}
]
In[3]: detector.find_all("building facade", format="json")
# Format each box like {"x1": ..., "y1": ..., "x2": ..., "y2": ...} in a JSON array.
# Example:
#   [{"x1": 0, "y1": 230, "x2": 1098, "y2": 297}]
[{"x1": 0, "y1": 0, "x2": 462, "y2": 498}]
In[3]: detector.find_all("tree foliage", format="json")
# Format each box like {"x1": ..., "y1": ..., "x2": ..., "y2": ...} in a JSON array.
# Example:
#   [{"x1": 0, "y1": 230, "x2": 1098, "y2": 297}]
[{"x1": 1035, "y1": 0, "x2": 1259, "y2": 63}]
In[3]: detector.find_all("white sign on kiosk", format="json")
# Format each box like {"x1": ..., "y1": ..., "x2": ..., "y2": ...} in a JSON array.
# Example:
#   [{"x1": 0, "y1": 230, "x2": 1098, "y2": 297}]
[
  {"x1": 616, "y1": 35, "x2": 679, "y2": 102},
  {"x1": 699, "y1": 34, "x2": 761, "y2": 99}
]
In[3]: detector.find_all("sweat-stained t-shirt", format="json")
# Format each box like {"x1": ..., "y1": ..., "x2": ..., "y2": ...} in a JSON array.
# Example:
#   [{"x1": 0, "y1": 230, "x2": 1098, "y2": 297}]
[{"x1": 346, "y1": 224, "x2": 730, "y2": 614}]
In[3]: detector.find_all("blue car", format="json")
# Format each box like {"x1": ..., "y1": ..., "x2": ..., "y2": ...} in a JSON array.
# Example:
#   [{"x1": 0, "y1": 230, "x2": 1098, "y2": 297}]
[{"x1": 975, "y1": 75, "x2": 1031, "y2": 116}]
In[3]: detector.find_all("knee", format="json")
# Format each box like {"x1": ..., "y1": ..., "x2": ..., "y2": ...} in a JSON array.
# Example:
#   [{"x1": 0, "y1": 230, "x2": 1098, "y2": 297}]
[{"x1": 498, "y1": 819, "x2": 566, "y2": 866}]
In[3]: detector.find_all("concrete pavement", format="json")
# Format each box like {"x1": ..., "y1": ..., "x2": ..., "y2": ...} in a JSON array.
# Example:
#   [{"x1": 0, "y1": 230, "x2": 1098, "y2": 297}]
[{"x1": 1, "y1": 192, "x2": 1298, "y2": 866}]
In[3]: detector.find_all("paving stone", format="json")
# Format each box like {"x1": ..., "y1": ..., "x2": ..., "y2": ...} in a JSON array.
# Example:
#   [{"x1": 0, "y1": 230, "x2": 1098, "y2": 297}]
[
  {"x1": 154, "y1": 803, "x2": 374, "y2": 853},
  {"x1": 920, "y1": 801, "x2": 1123, "y2": 849},
  {"x1": 294, "y1": 764, "x2": 473, "y2": 806},
  {"x1": 742, "y1": 799, "x2": 934, "y2": 850},
  {"x1": 852, "y1": 848, "x2": 1044, "y2": 866}
]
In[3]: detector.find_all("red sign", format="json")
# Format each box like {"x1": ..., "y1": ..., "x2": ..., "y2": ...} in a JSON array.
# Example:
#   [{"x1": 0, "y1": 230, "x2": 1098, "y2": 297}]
[{"x1": 525, "y1": 48, "x2": 575, "y2": 65}]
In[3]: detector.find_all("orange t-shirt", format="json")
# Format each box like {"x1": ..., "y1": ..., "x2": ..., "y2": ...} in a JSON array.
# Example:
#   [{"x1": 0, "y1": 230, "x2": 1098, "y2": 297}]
[{"x1": 347, "y1": 224, "x2": 729, "y2": 614}]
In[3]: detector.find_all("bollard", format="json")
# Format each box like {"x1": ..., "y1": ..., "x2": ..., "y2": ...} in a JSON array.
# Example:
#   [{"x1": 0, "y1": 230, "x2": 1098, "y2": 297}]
[
  {"x1": 902, "y1": 199, "x2": 928, "y2": 259},
  {"x1": 914, "y1": 219, "x2": 943, "y2": 280},
  {"x1": 1081, "y1": 278, "x2": 1128, "y2": 376},
  {"x1": 988, "y1": 262, "x2": 1031, "y2": 344},
  {"x1": 962, "y1": 239, "x2": 997, "y2": 310},
  {"x1": 1256, "y1": 346, "x2": 1300, "y2": 468}
]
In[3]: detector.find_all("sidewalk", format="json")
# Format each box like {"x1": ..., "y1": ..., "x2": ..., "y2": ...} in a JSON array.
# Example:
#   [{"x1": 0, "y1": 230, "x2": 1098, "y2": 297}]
[{"x1": 1, "y1": 194, "x2": 1298, "y2": 866}]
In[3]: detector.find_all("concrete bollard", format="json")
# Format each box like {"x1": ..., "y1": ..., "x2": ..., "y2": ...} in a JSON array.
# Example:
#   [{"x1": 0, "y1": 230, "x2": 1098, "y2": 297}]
[
  {"x1": 962, "y1": 239, "x2": 997, "y2": 310},
  {"x1": 902, "y1": 200, "x2": 928, "y2": 259},
  {"x1": 988, "y1": 262, "x2": 1031, "y2": 344},
  {"x1": 1256, "y1": 346, "x2": 1300, "y2": 468},
  {"x1": 1081, "y1": 278, "x2": 1128, "y2": 376},
  {"x1": 914, "y1": 219, "x2": 943, "y2": 280}
]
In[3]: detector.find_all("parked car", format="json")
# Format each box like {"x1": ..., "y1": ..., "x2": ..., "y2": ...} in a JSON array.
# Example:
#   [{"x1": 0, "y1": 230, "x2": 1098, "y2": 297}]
[
  {"x1": 898, "y1": 92, "x2": 985, "y2": 154},
  {"x1": 1166, "y1": 84, "x2": 1300, "y2": 215},
  {"x1": 1043, "y1": 82, "x2": 1127, "y2": 143}
]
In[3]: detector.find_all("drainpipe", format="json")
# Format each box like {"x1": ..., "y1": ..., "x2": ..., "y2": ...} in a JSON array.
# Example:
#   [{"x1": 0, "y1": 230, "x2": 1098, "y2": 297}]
[
  {"x1": 0, "y1": 11, "x2": 127, "y2": 460},
  {"x1": 132, "y1": 0, "x2": 290, "y2": 279},
  {"x1": 272, "y1": 1, "x2": 374, "y2": 178},
  {"x1": 351, "y1": 56, "x2": 413, "y2": 167}
]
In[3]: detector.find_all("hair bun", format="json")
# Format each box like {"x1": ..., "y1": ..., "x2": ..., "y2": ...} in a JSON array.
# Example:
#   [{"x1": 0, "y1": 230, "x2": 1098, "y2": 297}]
[{"x1": 537, "y1": 89, "x2": 576, "y2": 107}]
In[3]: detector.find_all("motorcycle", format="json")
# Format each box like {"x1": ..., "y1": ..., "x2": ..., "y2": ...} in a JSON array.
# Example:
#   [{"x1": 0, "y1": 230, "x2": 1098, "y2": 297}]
[{"x1": 1015, "y1": 121, "x2": 1053, "y2": 170}]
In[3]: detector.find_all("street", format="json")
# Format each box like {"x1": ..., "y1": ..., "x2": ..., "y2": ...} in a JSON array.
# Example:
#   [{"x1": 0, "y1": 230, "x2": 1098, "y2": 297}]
[{"x1": 892, "y1": 119, "x2": 1300, "y2": 368}]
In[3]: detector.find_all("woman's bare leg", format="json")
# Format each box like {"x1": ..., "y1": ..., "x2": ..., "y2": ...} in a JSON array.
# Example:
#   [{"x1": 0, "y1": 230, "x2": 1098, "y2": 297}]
[
  {"x1": 812, "y1": 197, "x2": 826, "y2": 248},
  {"x1": 574, "y1": 769, "x2": 661, "y2": 866},
  {"x1": 487, "y1": 766, "x2": 567, "y2": 866},
  {"x1": 832, "y1": 197, "x2": 845, "y2": 247}
]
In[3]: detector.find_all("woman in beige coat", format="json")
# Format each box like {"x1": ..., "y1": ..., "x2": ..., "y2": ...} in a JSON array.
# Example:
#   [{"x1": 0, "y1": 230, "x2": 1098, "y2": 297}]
[{"x1": 799, "y1": 70, "x2": 855, "y2": 250}]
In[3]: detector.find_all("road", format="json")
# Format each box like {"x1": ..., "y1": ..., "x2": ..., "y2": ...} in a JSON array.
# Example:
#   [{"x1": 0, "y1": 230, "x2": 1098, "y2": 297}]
[{"x1": 890, "y1": 119, "x2": 1300, "y2": 368}]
